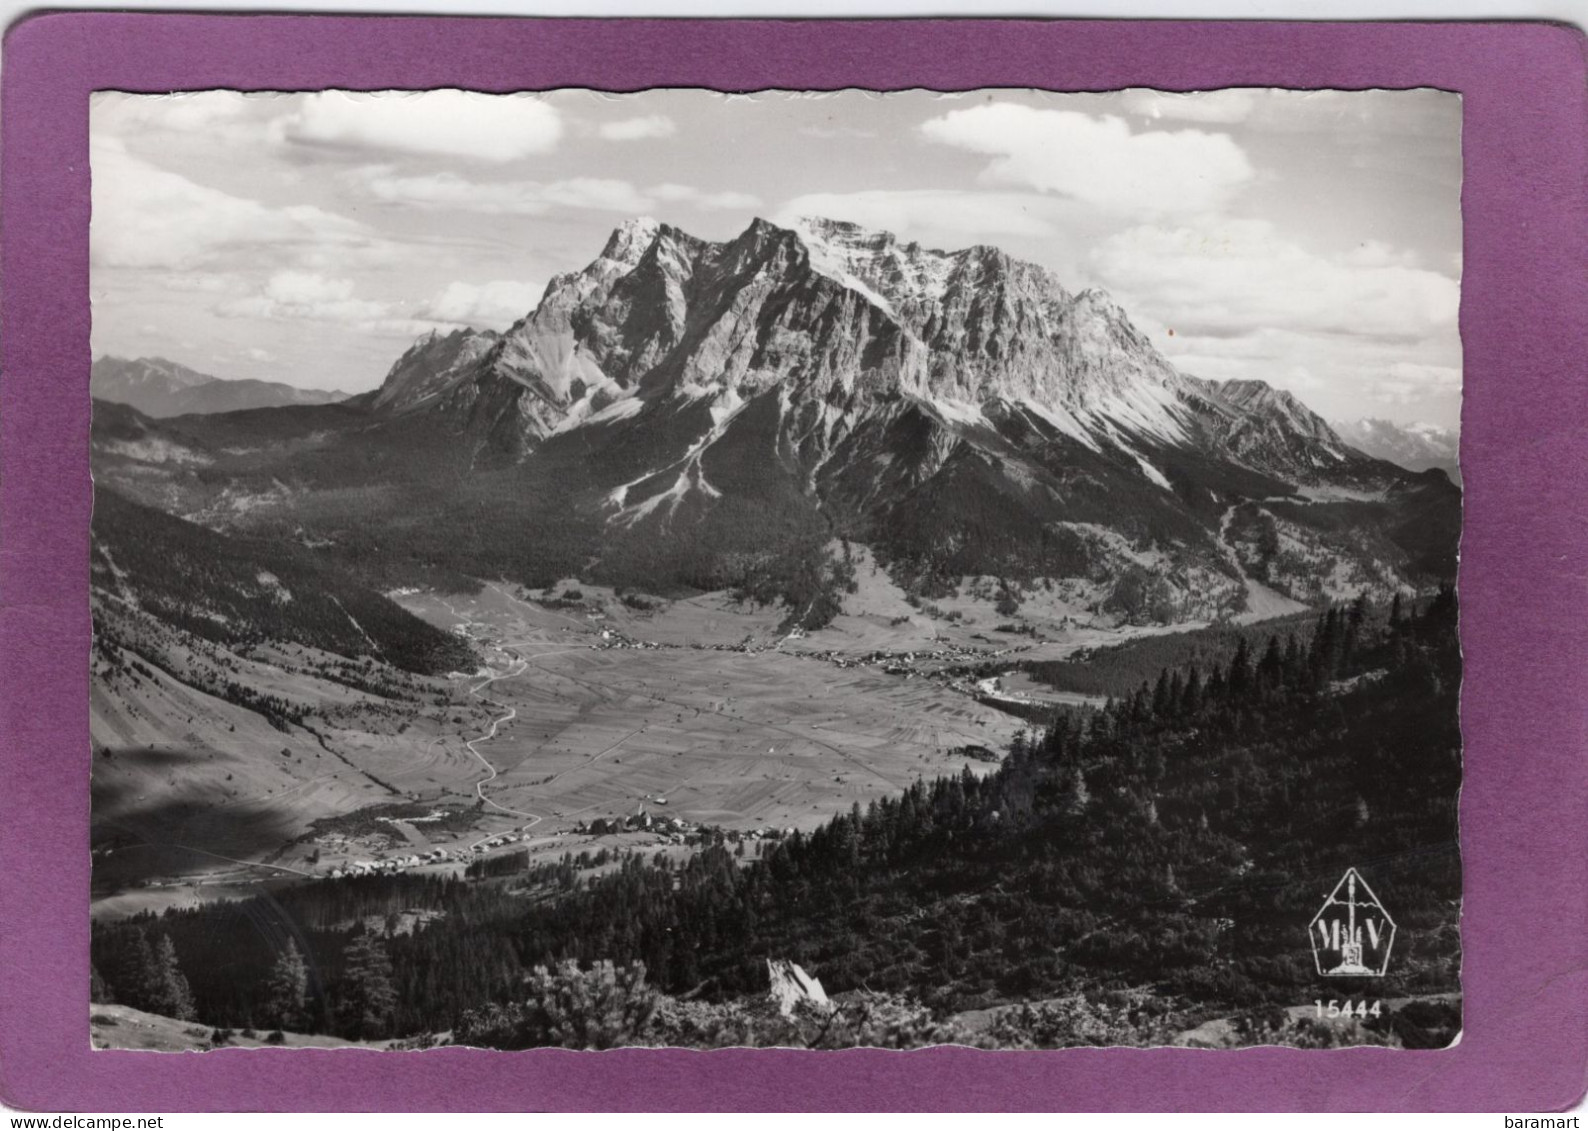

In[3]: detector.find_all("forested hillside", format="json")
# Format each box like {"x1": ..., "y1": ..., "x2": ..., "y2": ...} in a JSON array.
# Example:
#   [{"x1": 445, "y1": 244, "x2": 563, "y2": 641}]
[
  {"x1": 91, "y1": 592, "x2": 1460, "y2": 1046},
  {"x1": 1021, "y1": 611, "x2": 1318, "y2": 699},
  {"x1": 91, "y1": 487, "x2": 475, "y2": 676}
]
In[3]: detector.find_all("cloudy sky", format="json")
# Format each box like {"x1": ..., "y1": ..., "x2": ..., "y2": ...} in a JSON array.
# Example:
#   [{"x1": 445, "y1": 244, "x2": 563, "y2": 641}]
[{"x1": 90, "y1": 87, "x2": 1462, "y2": 427}]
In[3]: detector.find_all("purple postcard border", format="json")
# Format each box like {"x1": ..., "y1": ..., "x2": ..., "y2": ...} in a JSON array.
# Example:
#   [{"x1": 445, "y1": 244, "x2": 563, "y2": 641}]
[{"x1": 3, "y1": 15, "x2": 1586, "y2": 1113}]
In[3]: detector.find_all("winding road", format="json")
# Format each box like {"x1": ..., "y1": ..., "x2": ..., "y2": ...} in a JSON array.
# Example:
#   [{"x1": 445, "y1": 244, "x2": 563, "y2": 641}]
[{"x1": 443, "y1": 595, "x2": 598, "y2": 850}]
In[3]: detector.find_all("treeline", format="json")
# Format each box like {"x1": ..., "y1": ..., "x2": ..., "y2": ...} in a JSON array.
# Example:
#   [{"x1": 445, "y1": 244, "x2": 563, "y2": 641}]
[
  {"x1": 93, "y1": 873, "x2": 523, "y2": 1037},
  {"x1": 92, "y1": 614, "x2": 308, "y2": 730},
  {"x1": 1020, "y1": 610, "x2": 1321, "y2": 699},
  {"x1": 91, "y1": 592, "x2": 1460, "y2": 1039}
]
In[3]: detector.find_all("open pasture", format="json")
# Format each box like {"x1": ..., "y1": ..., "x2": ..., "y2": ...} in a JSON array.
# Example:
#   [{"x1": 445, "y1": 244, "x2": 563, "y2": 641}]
[
  {"x1": 397, "y1": 587, "x2": 1027, "y2": 840},
  {"x1": 473, "y1": 644, "x2": 1024, "y2": 835}
]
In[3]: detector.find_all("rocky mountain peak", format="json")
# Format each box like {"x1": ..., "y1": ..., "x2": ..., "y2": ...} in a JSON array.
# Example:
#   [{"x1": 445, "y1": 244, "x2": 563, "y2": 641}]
[
  {"x1": 1215, "y1": 380, "x2": 1337, "y2": 440},
  {"x1": 371, "y1": 325, "x2": 499, "y2": 415},
  {"x1": 370, "y1": 215, "x2": 1405, "y2": 494},
  {"x1": 600, "y1": 216, "x2": 664, "y2": 265}
]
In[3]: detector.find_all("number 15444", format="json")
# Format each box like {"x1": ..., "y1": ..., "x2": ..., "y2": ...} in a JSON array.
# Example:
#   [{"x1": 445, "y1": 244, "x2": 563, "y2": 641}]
[{"x1": 1315, "y1": 999, "x2": 1382, "y2": 1019}]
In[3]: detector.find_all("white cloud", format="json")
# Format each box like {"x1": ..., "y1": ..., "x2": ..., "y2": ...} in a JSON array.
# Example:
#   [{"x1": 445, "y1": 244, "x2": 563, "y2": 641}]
[
  {"x1": 1377, "y1": 361, "x2": 1462, "y2": 404},
  {"x1": 361, "y1": 169, "x2": 757, "y2": 215},
  {"x1": 90, "y1": 136, "x2": 370, "y2": 270},
  {"x1": 648, "y1": 183, "x2": 762, "y2": 210},
  {"x1": 153, "y1": 271, "x2": 248, "y2": 295},
  {"x1": 90, "y1": 91, "x2": 273, "y2": 159},
  {"x1": 797, "y1": 125, "x2": 877, "y2": 140},
  {"x1": 274, "y1": 91, "x2": 563, "y2": 163},
  {"x1": 540, "y1": 178, "x2": 658, "y2": 213},
  {"x1": 1159, "y1": 326, "x2": 1461, "y2": 425},
  {"x1": 599, "y1": 115, "x2": 677, "y2": 141},
  {"x1": 1091, "y1": 217, "x2": 1459, "y2": 341},
  {"x1": 360, "y1": 171, "x2": 545, "y2": 213},
  {"x1": 362, "y1": 171, "x2": 651, "y2": 214},
  {"x1": 263, "y1": 271, "x2": 357, "y2": 307},
  {"x1": 417, "y1": 280, "x2": 543, "y2": 329},
  {"x1": 216, "y1": 271, "x2": 542, "y2": 338},
  {"x1": 920, "y1": 103, "x2": 1254, "y2": 217},
  {"x1": 772, "y1": 189, "x2": 1063, "y2": 246},
  {"x1": 1342, "y1": 240, "x2": 1421, "y2": 269},
  {"x1": 1118, "y1": 89, "x2": 1257, "y2": 125},
  {"x1": 92, "y1": 89, "x2": 257, "y2": 134},
  {"x1": 216, "y1": 270, "x2": 389, "y2": 324}
]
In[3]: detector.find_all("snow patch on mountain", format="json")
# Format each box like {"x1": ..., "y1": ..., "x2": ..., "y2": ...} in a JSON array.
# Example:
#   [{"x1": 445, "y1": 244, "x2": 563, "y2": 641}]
[
  {"x1": 784, "y1": 216, "x2": 969, "y2": 334},
  {"x1": 1132, "y1": 453, "x2": 1172, "y2": 491},
  {"x1": 925, "y1": 396, "x2": 987, "y2": 429},
  {"x1": 1017, "y1": 397, "x2": 1103, "y2": 452}
]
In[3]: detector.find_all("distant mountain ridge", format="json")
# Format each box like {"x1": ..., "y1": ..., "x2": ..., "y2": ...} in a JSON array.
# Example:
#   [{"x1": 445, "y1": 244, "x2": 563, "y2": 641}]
[
  {"x1": 1333, "y1": 417, "x2": 1460, "y2": 484},
  {"x1": 92, "y1": 356, "x2": 346, "y2": 417}
]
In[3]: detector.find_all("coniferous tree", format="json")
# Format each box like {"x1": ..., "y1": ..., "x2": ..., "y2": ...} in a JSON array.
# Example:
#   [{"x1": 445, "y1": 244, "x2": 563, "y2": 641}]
[
  {"x1": 90, "y1": 962, "x2": 113, "y2": 1004},
  {"x1": 1151, "y1": 669, "x2": 1171, "y2": 715},
  {"x1": 115, "y1": 927, "x2": 159, "y2": 1012},
  {"x1": 1282, "y1": 633, "x2": 1304, "y2": 689},
  {"x1": 1068, "y1": 766, "x2": 1090, "y2": 813},
  {"x1": 1312, "y1": 608, "x2": 1341, "y2": 687},
  {"x1": 1204, "y1": 664, "x2": 1225, "y2": 706},
  {"x1": 149, "y1": 934, "x2": 197, "y2": 1021},
  {"x1": 1258, "y1": 636, "x2": 1284, "y2": 691},
  {"x1": 263, "y1": 938, "x2": 311, "y2": 1032},
  {"x1": 1181, "y1": 665, "x2": 1203, "y2": 717},
  {"x1": 340, "y1": 927, "x2": 398, "y2": 1039},
  {"x1": 1227, "y1": 637, "x2": 1252, "y2": 701}
]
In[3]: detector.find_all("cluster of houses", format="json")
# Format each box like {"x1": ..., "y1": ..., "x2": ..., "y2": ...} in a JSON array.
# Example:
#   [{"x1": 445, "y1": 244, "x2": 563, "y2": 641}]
[
  {"x1": 954, "y1": 672, "x2": 1043, "y2": 707},
  {"x1": 575, "y1": 805, "x2": 794, "y2": 848},
  {"x1": 578, "y1": 805, "x2": 692, "y2": 840},
  {"x1": 471, "y1": 828, "x2": 537, "y2": 853},
  {"x1": 845, "y1": 645, "x2": 1020, "y2": 669},
  {"x1": 326, "y1": 848, "x2": 457, "y2": 878},
  {"x1": 594, "y1": 628, "x2": 663, "y2": 651},
  {"x1": 689, "y1": 638, "x2": 1020, "y2": 673}
]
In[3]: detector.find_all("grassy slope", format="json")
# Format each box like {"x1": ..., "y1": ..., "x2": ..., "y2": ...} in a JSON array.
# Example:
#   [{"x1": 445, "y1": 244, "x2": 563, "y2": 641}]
[{"x1": 90, "y1": 1002, "x2": 371, "y2": 1050}]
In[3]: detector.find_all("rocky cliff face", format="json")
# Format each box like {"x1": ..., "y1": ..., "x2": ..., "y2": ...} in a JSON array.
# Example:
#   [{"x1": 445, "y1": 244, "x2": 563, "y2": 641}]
[
  {"x1": 369, "y1": 328, "x2": 499, "y2": 415},
  {"x1": 374, "y1": 217, "x2": 1362, "y2": 476},
  {"x1": 343, "y1": 215, "x2": 1460, "y2": 617}
]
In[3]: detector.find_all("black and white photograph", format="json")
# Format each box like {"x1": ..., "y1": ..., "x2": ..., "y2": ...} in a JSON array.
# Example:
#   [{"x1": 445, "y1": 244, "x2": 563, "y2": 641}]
[{"x1": 86, "y1": 88, "x2": 1464, "y2": 1051}]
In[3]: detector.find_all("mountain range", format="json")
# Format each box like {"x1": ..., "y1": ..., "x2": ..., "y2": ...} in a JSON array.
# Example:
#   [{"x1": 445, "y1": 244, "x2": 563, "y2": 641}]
[
  {"x1": 1332, "y1": 417, "x2": 1460, "y2": 484},
  {"x1": 91, "y1": 215, "x2": 1461, "y2": 629},
  {"x1": 92, "y1": 355, "x2": 346, "y2": 417}
]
